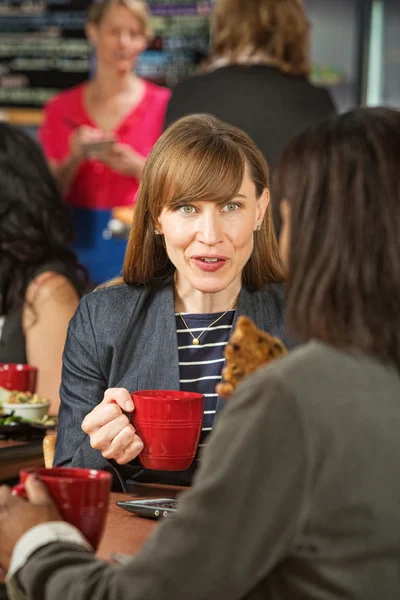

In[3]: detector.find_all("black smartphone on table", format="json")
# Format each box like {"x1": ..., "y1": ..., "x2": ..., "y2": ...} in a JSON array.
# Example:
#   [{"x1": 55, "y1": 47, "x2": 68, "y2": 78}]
[{"x1": 116, "y1": 498, "x2": 177, "y2": 519}]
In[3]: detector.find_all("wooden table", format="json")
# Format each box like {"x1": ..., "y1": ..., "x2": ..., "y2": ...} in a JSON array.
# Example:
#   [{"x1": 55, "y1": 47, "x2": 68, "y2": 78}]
[
  {"x1": 97, "y1": 484, "x2": 183, "y2": 560},
  {"x1": 0, "y1": 439, "x2": 44, "y2": 483}
]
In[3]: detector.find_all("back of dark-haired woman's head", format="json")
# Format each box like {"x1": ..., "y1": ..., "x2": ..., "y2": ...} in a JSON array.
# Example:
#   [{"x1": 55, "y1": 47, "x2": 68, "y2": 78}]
[
  {"x1": 273, "y1": 107, "x2": 400, "y2": 368},
  {"x1": 0, "y1": 123, "x2": 86, "y2": 314}
]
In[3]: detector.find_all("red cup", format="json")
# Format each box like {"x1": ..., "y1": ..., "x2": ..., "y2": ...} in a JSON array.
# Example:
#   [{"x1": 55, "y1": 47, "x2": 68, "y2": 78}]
[
  {"x1": 131, "y1": 390, "x2": 204, "y2": 471},
  {"x1": 12, "y1": 467, "x2": 112, "y2": 549},
  {"x1": 0, "y1": 363, "x2": 37, "y2": 392}
]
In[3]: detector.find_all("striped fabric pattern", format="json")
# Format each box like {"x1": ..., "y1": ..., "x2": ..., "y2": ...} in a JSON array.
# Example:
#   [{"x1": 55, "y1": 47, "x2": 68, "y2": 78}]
[{"x1": 176, "y1": 309, "x2": 235, "y2": 447}]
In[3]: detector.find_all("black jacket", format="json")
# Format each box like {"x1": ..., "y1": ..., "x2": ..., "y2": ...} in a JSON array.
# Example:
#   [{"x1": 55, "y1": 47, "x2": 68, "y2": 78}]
[{"x1": 165, "y1": 65, "x2": 336, "y2": 169}]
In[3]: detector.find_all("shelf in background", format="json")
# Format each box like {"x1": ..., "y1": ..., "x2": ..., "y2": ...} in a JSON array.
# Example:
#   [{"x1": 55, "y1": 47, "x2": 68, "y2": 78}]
[{"x1": 0, "y1": 108, "x2": 43, "y2": 126}]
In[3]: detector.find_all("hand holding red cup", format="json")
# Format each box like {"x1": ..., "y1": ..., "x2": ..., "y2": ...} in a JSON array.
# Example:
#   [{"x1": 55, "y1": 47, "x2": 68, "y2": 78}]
[{"x1": 12, "y1": 467, "x2": 111, "y2": 550}]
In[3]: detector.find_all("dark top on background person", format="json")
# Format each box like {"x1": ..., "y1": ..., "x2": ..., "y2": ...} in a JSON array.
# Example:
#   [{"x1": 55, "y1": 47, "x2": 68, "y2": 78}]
[
  {"x1": 165, "y1": 0, "x2": 335, "y2": 169},
  {"x1": 1, "y1": 261, "x2": 82, "y2": 367},
  {"x1": 2, "y1": 107, "x2": 400, "y2": 600},
  {"x1": 0, "y1": 123, "x2": 87, "y2": 414},
  {"x1": 52, "y1": 114, "x2": 293, "y2": 489}
]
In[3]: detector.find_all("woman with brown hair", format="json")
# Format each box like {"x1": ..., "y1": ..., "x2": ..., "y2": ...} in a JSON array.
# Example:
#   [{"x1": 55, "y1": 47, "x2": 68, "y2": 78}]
[
  {"x1": 165, "y1": 0, "x2": 335, "y2": 170},
  {"x1": 53, "y1": 113, "x2": 292, "y2": 488}
]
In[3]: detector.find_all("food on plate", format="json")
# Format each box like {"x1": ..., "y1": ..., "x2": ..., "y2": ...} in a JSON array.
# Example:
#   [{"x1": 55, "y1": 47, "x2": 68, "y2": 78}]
[
  {"x1": 3, "y1": 391, "x2": 50, "y2": 421},
  {"x1": 35, "y1": 414, "x2": 57, "y2": 426},
  {"x1": 6, "y1": 390, "x2": 48, "y2": 405},
  {"x1": 0, "y1": 413, "x2": 24, "y2": 426},
  {"x1": 0, "y1": 410, "x2": 57, "y2": 427},
  {"x1": 216, "y1": 315, "x2": 287, "y2": 398}
]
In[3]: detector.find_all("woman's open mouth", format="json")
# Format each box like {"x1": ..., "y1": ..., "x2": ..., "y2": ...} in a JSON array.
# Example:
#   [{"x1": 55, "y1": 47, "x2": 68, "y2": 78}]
[{"x1": 191, "y1": 256, "x2": 228, "y2": 272}]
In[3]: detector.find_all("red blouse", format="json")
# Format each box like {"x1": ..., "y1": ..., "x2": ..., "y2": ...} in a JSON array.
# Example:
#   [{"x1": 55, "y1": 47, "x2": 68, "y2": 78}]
[{"x1": 39, "y1": 80, "x2": 171, "y2": 210}]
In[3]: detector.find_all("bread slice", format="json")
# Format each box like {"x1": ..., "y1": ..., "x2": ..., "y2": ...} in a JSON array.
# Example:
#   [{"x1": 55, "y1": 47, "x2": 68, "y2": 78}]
[{"x1": 216, "y1": 316, "x2": 287, "y2": 398}]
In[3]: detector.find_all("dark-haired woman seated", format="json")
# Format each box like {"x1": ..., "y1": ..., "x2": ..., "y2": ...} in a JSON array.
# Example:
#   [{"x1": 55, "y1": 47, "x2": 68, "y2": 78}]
[
  {"x1": 2, "y1": 107, "x2": 400, "y2": 600},
  {"x1": 0, "y1": 124, "x2": 88, "y2": 414}
]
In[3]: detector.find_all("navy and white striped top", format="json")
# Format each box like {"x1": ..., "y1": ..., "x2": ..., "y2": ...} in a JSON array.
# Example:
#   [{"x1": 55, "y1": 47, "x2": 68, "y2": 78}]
[{"x1": 175, "y1": 309, "x2": 235, "y2": 447}]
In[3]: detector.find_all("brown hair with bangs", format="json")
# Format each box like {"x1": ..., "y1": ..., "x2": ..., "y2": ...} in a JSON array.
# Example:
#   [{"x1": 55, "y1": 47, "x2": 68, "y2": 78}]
[
  {"x1": 122, "y1": 113, "x2": 283, "y2": 288},
  {"x1": 87, "y1": 0, "x2": 153, "y2": 41},
  {"x1": 273, "y1": 107, "x2": 400, "y2": 369},
  {"x1": 208, "y1": 0, "x2": 310, "y2": 77}
]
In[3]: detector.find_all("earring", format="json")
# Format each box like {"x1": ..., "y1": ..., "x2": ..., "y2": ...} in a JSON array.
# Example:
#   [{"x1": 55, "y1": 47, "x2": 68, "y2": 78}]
[
  {"x1": 154, "y1": 230, "x2": 160, "y2": 235},
  {"x1": 255, "y1": 224, "x2": 261, "y2": 231}
]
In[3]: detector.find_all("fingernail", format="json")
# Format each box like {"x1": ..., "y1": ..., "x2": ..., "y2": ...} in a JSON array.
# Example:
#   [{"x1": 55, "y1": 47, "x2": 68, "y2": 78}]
[
  {"x1": 125, "y1": 399, "x2": 134, "y2": 411},
  {"x1": 25, "y1": 475, "x2": 38, "y2": 488}
]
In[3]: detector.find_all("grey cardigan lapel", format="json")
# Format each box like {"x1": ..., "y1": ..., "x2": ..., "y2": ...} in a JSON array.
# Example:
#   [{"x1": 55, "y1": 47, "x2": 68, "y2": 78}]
[
  {"x1": 135, "y1": 277, "x2": 181, "y2": 392},
  {"x1": 233, "y1": 284, "x2": 269, "y2": 331}
]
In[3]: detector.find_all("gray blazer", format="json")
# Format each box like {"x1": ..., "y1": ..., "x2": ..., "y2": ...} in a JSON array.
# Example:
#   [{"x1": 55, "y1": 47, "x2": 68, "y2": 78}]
[{"x1": 55, "y1": 276, "x2": 294, "y2": 488}]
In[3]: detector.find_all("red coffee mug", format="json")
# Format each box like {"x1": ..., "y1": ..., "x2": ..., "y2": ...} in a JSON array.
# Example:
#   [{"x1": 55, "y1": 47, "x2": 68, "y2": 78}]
[
  {"x1": 12, "y1": 467, "x2": 112, "y2": 549},
  {"x1": 131, "y1": 390, "x2": 204, "y2": 471},
  {"x1": 0, "y1": 363, "x2": 37, "y2": 392}
]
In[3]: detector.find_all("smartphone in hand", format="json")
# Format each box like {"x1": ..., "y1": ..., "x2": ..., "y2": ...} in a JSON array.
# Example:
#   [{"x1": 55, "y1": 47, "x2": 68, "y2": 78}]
[{"x1": 82, "y1": 138, "x2": 116, "y2": 157}]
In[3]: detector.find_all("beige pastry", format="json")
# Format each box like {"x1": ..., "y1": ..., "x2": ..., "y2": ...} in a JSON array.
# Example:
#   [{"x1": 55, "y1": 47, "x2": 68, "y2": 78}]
[{"x1": 216, "y1": 315, "x2": 287, "y2": 398}]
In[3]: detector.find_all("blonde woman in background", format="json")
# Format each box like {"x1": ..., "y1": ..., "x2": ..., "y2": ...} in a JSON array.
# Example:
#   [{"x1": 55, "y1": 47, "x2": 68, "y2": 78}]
[
  {"x1": 40, "y1": 0, "x2": 170, "y2": 284},
  {"x1": 166, "y1": 0, "x2": 335, "y2": 170}
]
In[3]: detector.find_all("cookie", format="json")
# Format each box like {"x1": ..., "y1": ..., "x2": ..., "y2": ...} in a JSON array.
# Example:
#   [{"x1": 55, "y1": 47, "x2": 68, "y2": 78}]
[{"x1": 216, "y1": 316, "x2": 287, "y2": 398}]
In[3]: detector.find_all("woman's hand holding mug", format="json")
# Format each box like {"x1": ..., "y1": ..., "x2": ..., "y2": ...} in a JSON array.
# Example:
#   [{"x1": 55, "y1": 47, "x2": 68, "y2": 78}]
[
  {"x1": 82, "y1": 388, "x2": 143, "y2": 465},
  {"x1": 0, "y1": 476, "x2": 60, "y2": 572}
]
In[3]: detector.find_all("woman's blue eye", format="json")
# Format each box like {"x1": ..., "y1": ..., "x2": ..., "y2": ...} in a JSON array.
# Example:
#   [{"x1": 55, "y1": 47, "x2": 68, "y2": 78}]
[
  {"x1": 222, "y1": 203, "x2": 239, "y2": 212},
  {"x1": 178, "y1": 206, "x2": 195, "y2": 214}
]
